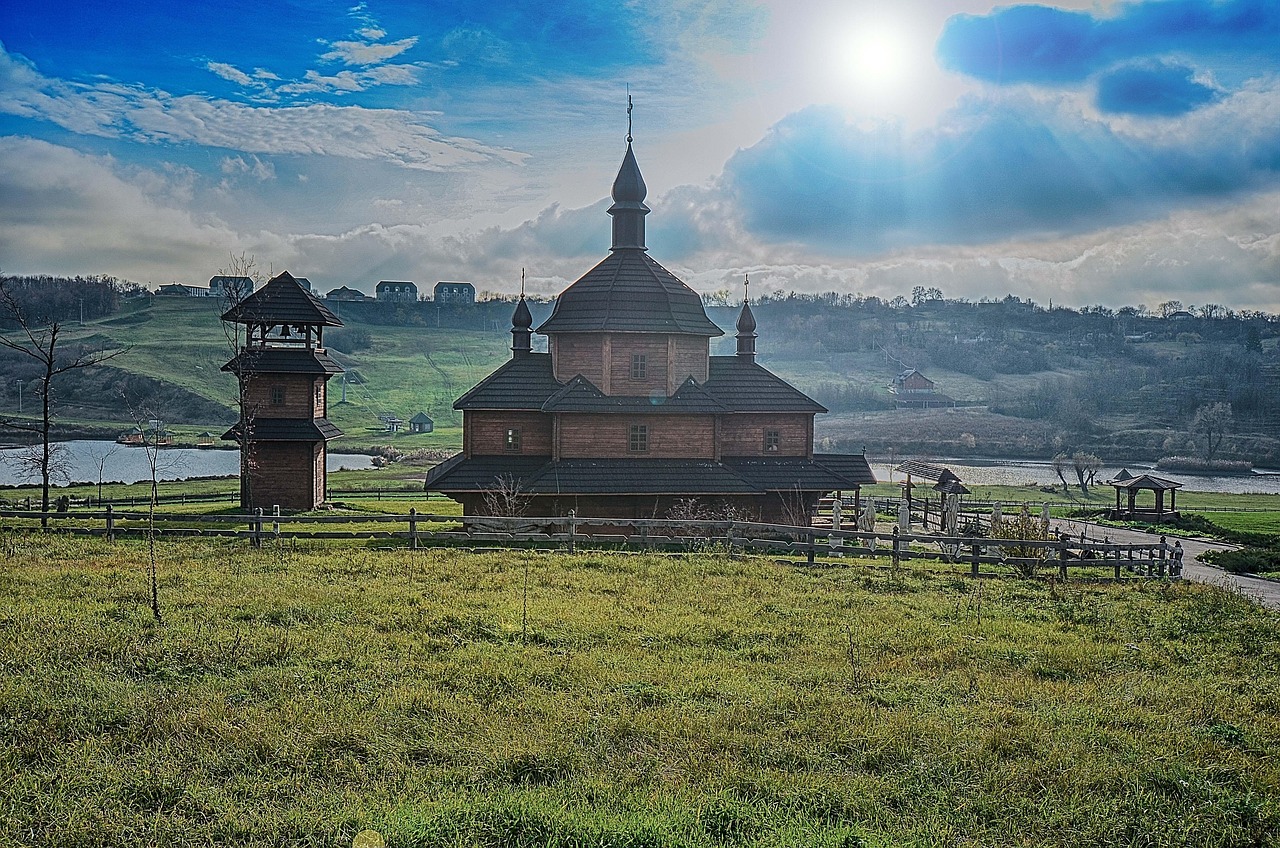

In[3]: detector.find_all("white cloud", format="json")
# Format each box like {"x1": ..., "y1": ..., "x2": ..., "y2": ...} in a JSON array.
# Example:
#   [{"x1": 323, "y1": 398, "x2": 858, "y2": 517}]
[
  {"x1": 321, "y1": 36, "x2": 418, "y2": 66},
  {"x1": 206, "y1": 62, "x2": 254, "y2": 86},
  {"x1": 0, "y1": 44, "x2": 522, "y2": 171},
  {"x1": 219, "y1": 155, "x2": 276, "y2": 181}
]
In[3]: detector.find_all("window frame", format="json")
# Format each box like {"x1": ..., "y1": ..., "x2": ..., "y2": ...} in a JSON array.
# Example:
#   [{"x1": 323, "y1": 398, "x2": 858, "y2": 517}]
[
  {"x1": 504, "y1": 428, "x2": 522, "y2": 452},
  {"x1": 270, "y1": 385, "x2": 285, "y2": 406},
  {"x1": 630, "y1": 353, "x2": 647, "y2": 380},
  {"x1": 764, "y1": 429, "x2": 780, "y2": 452},
  {"x1": 628, "y1": 423, "x2": 649, "y2": 453}
]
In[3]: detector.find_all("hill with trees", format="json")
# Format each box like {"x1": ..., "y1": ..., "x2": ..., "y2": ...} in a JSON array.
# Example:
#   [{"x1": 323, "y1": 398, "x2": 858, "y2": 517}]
[{"x1": 2, "y1": 274, "x2": 1277, "y2": 465}]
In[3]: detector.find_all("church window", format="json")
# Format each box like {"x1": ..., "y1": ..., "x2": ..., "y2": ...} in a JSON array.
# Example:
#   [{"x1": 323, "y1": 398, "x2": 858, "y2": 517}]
[
  {"x1": 628, "y1": 423, "x2": 648, "y2": 453},
  {"x1": 630, "y1": 353, "x2": 647, "y2": 379},
  {"x1": 505, "y1": 428, "x2": 522, "y2": 452},
  {"x1": 764, "y1": 430, "x2": 780, "y2": 452}
]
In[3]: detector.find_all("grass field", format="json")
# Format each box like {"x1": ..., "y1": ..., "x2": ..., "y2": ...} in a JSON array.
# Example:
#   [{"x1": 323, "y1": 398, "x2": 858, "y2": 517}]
[{"x1": 2, "y1": 537, "x2": 1277, "y2": 847}]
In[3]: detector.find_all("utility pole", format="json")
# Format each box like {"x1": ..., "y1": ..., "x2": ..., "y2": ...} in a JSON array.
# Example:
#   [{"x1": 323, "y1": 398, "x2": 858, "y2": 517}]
[{"x1": 15, "y1": 379, "x2": 22, "y2": 414}]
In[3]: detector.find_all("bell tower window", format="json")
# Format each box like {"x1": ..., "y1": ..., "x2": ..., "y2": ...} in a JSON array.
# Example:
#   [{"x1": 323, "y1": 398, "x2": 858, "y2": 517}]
[
  {"x1": 764, "y1": 430, "x2": 780, "y2": 452},
  {"x1": 505, "y1": 428, "x2": 522, "y2": 452},
  {"x1": 630, "y1": 353, "x2": 647, "y2": 379}
]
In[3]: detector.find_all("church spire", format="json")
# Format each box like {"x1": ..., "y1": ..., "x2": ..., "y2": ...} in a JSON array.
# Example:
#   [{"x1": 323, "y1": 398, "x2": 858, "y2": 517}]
[
  {"x1": 608, "y1": 95, "x2": 649, "y2": 251},
  {"x1": 736, "y1": 275, "x2": 757, "y2": 360},
  {"x1": 511, "y1": 268, "x2": 532, "y2": 357}
]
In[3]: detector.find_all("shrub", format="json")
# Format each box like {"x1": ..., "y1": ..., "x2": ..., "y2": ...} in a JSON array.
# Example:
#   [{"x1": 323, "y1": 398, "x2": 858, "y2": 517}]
[{"x1": 1203, "y1": 548, "x2": 1280, "y2": 575}]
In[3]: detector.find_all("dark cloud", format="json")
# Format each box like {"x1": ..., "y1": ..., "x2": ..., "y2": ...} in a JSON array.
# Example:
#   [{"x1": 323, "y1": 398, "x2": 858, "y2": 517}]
[
  {"x1": 722, "y1": 94, "x2": 1280, "y2": 251},
  {"x1": 937, "y1": 0, "x2": 1280, "y2": 85},
  {"x1": 1095, "y1": 62, "x2": 1221, "y2": 115}
]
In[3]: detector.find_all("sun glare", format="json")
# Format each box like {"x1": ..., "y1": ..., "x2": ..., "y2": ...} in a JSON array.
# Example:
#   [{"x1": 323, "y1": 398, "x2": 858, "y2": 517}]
[{"x1": 828, "y1": 16, "x2": 929, "y2": 113}]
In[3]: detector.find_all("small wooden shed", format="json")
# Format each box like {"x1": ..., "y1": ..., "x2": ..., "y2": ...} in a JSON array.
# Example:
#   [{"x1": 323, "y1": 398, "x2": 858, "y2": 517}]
[{"x1": 409, "y1": 412, "x2": 434, "y2": 433}]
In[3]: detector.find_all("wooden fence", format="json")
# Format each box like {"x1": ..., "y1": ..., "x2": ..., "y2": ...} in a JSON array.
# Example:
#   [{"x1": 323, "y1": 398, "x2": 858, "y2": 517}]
[{"x1": 0, "y1": 507, "x2": 1184, "y2": 580}]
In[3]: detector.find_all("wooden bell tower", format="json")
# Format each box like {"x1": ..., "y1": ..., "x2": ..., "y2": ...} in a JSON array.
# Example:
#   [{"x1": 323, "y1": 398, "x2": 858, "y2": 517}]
[{"x1": 221, "y1": 271, "x2": 345, "y2": 511}]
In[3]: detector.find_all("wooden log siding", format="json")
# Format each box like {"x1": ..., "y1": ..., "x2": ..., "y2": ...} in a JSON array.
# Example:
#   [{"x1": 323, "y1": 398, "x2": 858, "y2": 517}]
[
  {"x1": 608, "y1": 334, "x2": 671, "y2": 396},
  {"x1": 557, "y1": 413, "x2": 716, "y2": 459},
  {"x1": 670, "y1": 335, "x2": 709, "y2": 392},
  {"x1": 466, "y1": 411, "x2": 554, "y2": 456},
  {"x1": 719, "y1": 413, "x2": 812, "y2": 456},
  {"x1": 243, "y1": 374, "x2": 323, "y2": 419},
  {"x1": 551, "y1": 334, "x2": 606, "y2": 385},
  {"x1": 246, "y1": 441, "x2": 320, "y2": 510}
]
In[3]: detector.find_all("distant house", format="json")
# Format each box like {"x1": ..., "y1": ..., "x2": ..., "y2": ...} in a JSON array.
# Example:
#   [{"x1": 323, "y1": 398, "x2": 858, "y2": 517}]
[
  {"x1": 434, "y1": 281, "x2": 475, "y2": 306},
  {"x1": 376, "y1": 281, "x2": 418, "y2": 302},
  {"x1": 890, "y1": 369, "x2": 955, "y2": 409},
  {"x1": 293, "y1": 277, "x2": 315, "y2": 294},
  {"x1": 326, "y1": 286, "x2": 367, "y2": 301},
  {"x1": 157, "y1": 283, "x2": 206, "y2": 297},
  {"x1": 208, "y1": 275, "x2": 254, "y2": 301},
  {"x1": 409, "y1": 412, "x2": 434, "y2": 433},
  {"x1": 1169, "y1": 310, "x2": 1195, "y2": 321}
]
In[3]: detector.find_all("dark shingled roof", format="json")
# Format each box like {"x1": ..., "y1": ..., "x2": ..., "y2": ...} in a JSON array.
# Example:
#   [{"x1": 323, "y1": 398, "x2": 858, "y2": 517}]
[
  {"x1": 222, "y1": 271, "x2": 343, "y2": 327},
  {"x1": 222, "y1": 418, "x2": 343, "y2": 442},
  {"x1": 1108, "y1": 474, "x2": 1183, "y2": 491},
  {"x1": 812, "y1": 453, "x2": 878, "y2": 486},
  {"x1": 426, "y1": 454, "x2": 874, "y2": 496},
  {"x1": 541, "y1": 375, "x2": 728, "y2": 414},
  {"x1": 536, "y1": 250, "x2": 723, "y2": 337},
  {"x1": 221, "y1": 348, "x2": 344, "y2": 376},
  {"x1": 454, "y1": 353, "x2": 562, "y2": 410},
  {"x1": 424, "y1": 454, "x2": 551, "y2": 491},
  {"x1": 527, "y1": 459, "x2": 755, "y2": 495},
  {"x1": 725, "y1": 454, "x2": 875, "y2": 491},
  {"x1": 704, "y1": 357, "x2": 827, "y2": 413}
]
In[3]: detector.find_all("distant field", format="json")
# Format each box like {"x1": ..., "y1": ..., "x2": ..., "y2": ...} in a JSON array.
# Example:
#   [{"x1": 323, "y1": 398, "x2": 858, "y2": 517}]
[{"x1": 3, "y1": 539, "x2": 1277, "y2": 847}]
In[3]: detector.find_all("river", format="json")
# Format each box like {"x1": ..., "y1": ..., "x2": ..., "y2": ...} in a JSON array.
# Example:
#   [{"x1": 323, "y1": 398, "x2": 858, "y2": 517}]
[
  {"x1": 0, "y1": 440, "x2": 374, "y2": 487},
  {"x1": 870, "y1": 458, "x2": 1280, "y2": 496}
]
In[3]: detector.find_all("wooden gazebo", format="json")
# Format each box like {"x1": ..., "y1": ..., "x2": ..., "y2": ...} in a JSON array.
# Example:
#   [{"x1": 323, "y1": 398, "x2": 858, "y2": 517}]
[{"x1": 1108, "y1": 473, "x2": 1182, "y2": 523}]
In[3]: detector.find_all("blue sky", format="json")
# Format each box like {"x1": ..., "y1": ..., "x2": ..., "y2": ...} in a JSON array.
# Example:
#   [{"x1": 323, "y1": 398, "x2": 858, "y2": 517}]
[{"x1": 1, "y1": 0, "x2": 1277, "y2": 310}]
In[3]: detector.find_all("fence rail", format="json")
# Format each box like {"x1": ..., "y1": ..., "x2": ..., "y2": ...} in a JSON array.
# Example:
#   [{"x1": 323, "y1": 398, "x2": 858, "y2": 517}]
[{"x1": 0, "y1": 507, "x2": 1184, "y2": 579}]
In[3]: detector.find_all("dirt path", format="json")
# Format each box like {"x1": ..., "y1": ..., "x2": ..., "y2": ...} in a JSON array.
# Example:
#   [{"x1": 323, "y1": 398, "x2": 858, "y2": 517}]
[{"x1": 1049, "y1": 517, "x2": 1280, "y2": 611}]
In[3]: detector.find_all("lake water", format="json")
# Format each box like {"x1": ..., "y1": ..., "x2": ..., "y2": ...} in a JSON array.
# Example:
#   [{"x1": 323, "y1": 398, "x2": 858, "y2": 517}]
[
  {"x1": 871, "y1": 459, "x2": 1280, "y2": 496},
  {"x1": 0, "y1": 440, "x2": 375, "y2": 487}
]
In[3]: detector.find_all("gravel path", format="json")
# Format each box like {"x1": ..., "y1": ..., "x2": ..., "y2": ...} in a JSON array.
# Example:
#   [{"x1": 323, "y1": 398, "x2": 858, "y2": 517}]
[{"x1": 1049, "y1": 517, "x2": 1280, "y2": 611}]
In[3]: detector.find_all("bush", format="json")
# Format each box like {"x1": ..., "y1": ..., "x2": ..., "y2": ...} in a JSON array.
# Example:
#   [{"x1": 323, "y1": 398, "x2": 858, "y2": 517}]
[
  {"x1": 326, "y1": 327, "x2": 373, "y2": 353},
  {"x1": 1203, "y1": 548, "x2": 1280, "y2": 575}
]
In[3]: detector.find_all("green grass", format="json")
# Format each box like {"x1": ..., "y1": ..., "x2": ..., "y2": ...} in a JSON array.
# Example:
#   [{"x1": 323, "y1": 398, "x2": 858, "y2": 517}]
[{"x1": 2, "y1": 537, "x2": 1278, "y2": 847}]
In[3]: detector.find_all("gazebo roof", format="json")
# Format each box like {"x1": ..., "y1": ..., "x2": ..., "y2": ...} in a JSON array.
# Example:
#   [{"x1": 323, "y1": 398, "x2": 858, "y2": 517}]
[{"x1": 1108, "y1": 473, "x2": 1182, "y2": 491}]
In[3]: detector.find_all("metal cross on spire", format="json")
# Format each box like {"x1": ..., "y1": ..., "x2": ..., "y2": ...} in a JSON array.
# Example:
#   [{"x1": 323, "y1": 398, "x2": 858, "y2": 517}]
[
  {"x1": 520, "y1": 267, "x2": 526, "y2": 298},
  {"x1": 743, "y1": 273, "x2": 750, "y2": 303},
  {"x1": 627, "y1": 91, "x2": 633, "y2": 144}
]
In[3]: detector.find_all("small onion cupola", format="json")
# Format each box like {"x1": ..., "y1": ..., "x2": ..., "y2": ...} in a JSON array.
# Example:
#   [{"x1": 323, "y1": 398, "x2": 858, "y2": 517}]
[
  {"x1": 511, "y1": 296, "x2": 533, "y2": 357},
  {"x1": 608, "y1": 143, "x2": 649, "y2": 251},
  {"x1": 736, "y1": 297, "x2": 758, "y2": 360}
]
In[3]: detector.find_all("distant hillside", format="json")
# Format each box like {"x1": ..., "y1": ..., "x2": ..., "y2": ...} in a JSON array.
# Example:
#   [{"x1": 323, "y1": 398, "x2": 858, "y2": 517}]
[{"x1": 2, "y1": 281, "x2": 1277, "y2": 463}]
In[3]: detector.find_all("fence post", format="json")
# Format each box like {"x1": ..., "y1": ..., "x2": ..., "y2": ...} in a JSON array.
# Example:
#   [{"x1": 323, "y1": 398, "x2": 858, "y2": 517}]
[
  {"x1": 567, "y1": 510, "x2": 576, "y2": 554},
  {"x1": 1158, "y1": 535, "x2": 1167, "y2": 577},
  {"x1": 272, "y1": 505, "x2": 280, "y2": 538},
  {"x1": 105, "y1": 504, "x2": 115, "y2": 542},
  {"x1": 252, "y1": 507, "x2": 263, "y2": 549},
  {"x1": 891, "y1": 526, "x2": 901, "y2": 572},
  {"x1": 806, "y1": 529, "x2": 815, "y2": 566},
  {"x1": 409, "y1": 508, "x2": 419, "y2": 550},
  {"x1": 970, "y1": 541, "x2": 980, "y2": 577},
  {"x1": 1058, "y1": 533, "x2": 1069, "y2": 580}
]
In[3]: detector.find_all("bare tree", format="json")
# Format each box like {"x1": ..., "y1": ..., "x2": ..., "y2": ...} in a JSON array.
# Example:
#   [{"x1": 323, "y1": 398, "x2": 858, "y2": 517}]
[
  {"x1": 217, "y1": 253, "x2": 264, "y2": 509},
  {"x1": 1191, "y1": 402, "x2": 1233, "y2": 461},
  {"x1": 482, "y1": 473, "x2": 531, "y2": 517},
  {"x1": 1051, "y1": 453, "x2": 1071, "y2": 495},
  {"x1": 1071, "y1": 452, "x2": 1102, "y2": 496},
  {"x1": 83, "y1": 441, "x2": 120, "y2": 504},
  {"x1": 0, "y1": 280, "x2": 125, "y2": 525}
]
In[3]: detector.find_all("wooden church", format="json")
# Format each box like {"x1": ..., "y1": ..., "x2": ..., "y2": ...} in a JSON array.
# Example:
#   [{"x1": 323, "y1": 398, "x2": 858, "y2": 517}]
[
  {"x1": 221, "y1": 271, "x2": 345, "y2": 511},
  {"x1": 425, "y1": 138, "x2": 874, "y2": 523}
]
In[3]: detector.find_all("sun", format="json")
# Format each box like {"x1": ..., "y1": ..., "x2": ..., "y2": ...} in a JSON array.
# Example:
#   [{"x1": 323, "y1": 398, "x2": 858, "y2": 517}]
[{"x1": 827, "y1": 16, "x2": 928, "y2": 111}]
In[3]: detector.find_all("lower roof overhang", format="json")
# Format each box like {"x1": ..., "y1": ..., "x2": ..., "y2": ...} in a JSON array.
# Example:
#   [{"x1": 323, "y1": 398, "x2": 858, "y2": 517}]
[
  {"x1": 222, "y1": 418, "x2": 344, "y2": 442},
  {"x1": 425, "y1": 453, "x2": 875, "y2": 497}
]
